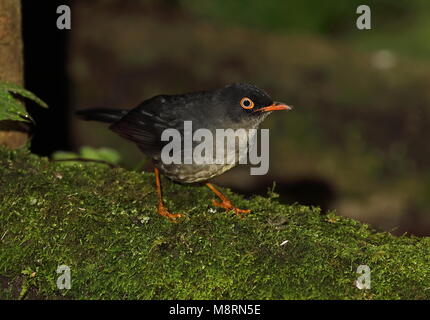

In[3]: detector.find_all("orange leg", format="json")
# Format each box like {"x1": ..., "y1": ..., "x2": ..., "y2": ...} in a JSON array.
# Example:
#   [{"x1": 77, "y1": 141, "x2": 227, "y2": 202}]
[
  {"x1": 154, "y1": 168, "x2": 183, "y2": 220},
  {"x1": 206, "y1": 183, "x2": 251, "y2": 215}
]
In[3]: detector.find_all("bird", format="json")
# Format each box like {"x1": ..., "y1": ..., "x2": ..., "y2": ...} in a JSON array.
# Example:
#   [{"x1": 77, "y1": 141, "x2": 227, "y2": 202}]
[{"x1": 77, "y1": 83, "x2": 292, "y2": 219}]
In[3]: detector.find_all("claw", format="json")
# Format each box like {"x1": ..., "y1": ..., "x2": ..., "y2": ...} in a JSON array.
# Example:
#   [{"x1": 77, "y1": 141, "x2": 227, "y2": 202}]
[
  {"x1": 157, "y1": 204, "x2": 183, "y2": 220},
  {"x1": 211, "y1": 199, "x2": 251, "y2": 216},
  {"x1": 206, "y1": 182, "x2": 251, "y2": 216}
]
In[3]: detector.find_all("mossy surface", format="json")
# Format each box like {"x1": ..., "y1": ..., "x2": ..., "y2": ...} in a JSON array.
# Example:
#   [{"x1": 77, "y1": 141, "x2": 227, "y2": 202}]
[{"x1": 0, "y1": 147, "x2": 429, "y2": 299}]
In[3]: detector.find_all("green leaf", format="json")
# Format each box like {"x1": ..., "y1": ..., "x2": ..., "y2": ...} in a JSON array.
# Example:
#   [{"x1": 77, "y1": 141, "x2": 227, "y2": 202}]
[
  {"x1": 0, "y1": 82, "x2": 48, "y2": 122},
  {"x1": 80, "y1": 146, "x2": 121, "y2": 164},
  {"x1": 51, "y1": 151, "x2": 80, "y2": 161},
  {"x1": 52, "y1": 147, "x2": 121, "y2": 165}
]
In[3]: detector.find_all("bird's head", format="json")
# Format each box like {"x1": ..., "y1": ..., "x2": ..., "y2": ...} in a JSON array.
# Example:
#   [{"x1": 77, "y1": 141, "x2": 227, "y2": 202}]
[{"x1": 215, "y1": 83, "x2": 292, "y2": 124}]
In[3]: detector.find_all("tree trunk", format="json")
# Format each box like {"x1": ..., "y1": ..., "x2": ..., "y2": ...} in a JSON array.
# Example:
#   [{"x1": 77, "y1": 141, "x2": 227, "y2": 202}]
[{"x1": 0, "y1": 0, "x2": 27, "y2": 148}]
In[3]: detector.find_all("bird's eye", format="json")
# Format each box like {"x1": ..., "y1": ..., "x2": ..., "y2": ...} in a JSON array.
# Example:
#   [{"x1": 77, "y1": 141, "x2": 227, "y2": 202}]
[{"x1": 240, "y1": 97, "x2": 254, "y2": 109}]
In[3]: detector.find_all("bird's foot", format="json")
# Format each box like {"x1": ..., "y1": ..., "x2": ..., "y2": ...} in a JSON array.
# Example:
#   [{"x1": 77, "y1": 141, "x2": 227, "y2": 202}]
[
  {"x1": 157, "y1": 204, "x2": 183, "y2": 221},
  {"x1": 212, "y1": 199, "x2": 251, "y2": 216}
]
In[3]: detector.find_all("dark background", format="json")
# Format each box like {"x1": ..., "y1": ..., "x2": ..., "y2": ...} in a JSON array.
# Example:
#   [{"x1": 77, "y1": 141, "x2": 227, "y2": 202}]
[{"x1": 22, "y1": 0, "x2": 430, "y2": 236}]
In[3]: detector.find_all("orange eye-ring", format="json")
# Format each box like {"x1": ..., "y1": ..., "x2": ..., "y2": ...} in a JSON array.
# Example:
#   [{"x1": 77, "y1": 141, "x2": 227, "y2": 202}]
[{"x1": 240, "y1": 97, "x2": 254, "y2": 109}]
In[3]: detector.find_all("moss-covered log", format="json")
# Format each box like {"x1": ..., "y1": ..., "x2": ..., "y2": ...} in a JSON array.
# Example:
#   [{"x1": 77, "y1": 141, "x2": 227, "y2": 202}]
[{"x1": 0, "y1": 147, "x2": 429, "y2": 299}]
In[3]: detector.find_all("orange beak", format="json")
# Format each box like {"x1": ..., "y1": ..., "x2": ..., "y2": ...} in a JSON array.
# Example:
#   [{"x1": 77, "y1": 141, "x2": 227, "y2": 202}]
[{"x1": 255, "y1": 101, "x2": 292, "y2": 113}]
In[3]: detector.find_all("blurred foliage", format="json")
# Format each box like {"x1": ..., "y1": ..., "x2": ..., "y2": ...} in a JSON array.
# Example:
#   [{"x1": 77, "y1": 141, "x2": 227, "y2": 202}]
[
  {"x1": 179, "y1": 0, "x2": 430, "y2": 58},
  {"x1": 0, "y1": 82, "x2": 47, "y2": 123}
]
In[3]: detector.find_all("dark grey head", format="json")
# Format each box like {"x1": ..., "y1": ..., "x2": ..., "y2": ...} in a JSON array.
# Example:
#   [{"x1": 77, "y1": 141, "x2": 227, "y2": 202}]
[{"x1": 214, "y1": 83, "x2": 291, "y2": 124}]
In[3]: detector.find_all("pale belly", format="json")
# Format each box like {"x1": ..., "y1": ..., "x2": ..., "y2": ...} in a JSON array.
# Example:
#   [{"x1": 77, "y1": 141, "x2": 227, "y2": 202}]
[
  {"x1": 153, "y1": 126, "x2": 258, "y2": 183},
  {"x1": 156, "y1": 161, "x2": 237, "y2": 183}
]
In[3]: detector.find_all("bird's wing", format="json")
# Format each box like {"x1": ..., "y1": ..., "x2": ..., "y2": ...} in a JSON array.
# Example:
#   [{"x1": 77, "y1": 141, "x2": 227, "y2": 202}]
[{"x1": 109, "y1": 95, "x2": 183, "y2": 156}]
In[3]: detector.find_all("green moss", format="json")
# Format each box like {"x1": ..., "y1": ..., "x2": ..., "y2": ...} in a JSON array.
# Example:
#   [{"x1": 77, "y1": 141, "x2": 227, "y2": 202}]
[{"x1": 0, "y1": 147, "x2": 429, "y2": 299}]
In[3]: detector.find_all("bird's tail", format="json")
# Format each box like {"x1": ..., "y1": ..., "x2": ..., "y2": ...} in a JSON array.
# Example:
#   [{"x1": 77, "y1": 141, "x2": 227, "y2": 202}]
[{"x1": 76, "y1": 108, "x2": 128, "y2": 123}]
